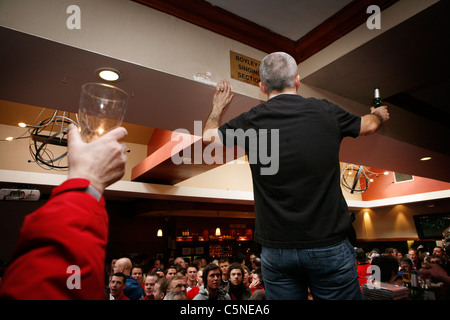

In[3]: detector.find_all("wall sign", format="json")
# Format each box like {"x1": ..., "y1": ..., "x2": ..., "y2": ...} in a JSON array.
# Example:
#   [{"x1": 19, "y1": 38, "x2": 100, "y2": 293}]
[{"x1": 230, "y1": 51, "x2": 261, "y2": 87}]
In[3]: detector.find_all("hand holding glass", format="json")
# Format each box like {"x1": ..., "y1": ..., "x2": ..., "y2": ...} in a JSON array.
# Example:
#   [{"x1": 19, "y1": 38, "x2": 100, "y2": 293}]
[{"x1": 78, "y1": 83, "x2": 128, "y2": 142}]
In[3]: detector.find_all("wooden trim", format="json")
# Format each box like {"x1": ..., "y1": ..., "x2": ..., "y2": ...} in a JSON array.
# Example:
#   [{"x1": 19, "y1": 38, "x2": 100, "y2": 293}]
[
  {"x1": 132, "y1": 0, "x2": 398, "y2": 63},
  {"x1": 132, "y1": 0, "x2": 295, "y2": 55}
]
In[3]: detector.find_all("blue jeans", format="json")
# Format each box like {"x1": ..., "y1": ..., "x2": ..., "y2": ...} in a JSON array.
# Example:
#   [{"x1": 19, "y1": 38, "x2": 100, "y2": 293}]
[{"x1": 261, "y1": 239, "x2": 362, "y2": 300}]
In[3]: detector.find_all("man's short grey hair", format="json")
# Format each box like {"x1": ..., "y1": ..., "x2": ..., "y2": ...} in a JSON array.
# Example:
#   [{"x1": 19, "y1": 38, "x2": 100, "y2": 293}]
[{"x1": 259, "y1": 52, "x2": 298, "y2": 94}]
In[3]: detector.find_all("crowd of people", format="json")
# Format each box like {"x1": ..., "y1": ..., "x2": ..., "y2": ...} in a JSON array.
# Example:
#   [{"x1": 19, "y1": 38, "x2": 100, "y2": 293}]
[
  {"x1": 105, "y1": 253, "x2": 266, "y2": 301},
  {"x1": 106, "y1": 244, "x2": 450, "y2": 301},
  {"x1": 355, "y1": 245, "x2": 450, "y2": 299}
]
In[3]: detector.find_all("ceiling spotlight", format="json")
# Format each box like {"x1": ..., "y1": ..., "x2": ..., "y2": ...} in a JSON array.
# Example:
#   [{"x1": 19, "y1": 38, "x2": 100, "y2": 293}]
[
  {"x1": 420, "y1": 156, "x2": 432, "y2": 161},
  {"x1": 18, "y1": 122, "x2": 27, "y2": 128},
  {"x1": 5, "y1": 137, "x2": 14, "y2": 141},
  {"x1": 96, "y1": 68, "x2": 122, "y2": 82},
  {"x1": 383, "y1": 171, "x2": 389, "y2": 175}
]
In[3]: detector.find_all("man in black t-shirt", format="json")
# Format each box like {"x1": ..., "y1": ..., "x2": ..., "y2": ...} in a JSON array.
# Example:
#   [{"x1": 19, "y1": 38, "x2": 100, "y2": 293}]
[{"x1": 202, "y1": 52, "x2": 389, "y2": 300}]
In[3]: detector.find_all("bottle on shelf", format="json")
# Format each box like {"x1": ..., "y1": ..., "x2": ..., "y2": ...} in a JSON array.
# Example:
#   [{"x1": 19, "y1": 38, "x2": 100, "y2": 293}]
[{"x1": 373, "y1": 86, "x2": 383, "y2": 108}]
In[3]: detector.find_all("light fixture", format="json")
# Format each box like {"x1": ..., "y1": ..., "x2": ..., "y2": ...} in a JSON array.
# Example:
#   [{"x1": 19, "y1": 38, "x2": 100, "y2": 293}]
[
  {"x1": 157, "y1": 229, "x2": 163, "y2": 237},
  {"x1": 5, "y1": 137, "x2": 14, "y2": 141},
  {"x1": 95, "y1": 67, "x2": 122, "y2": 82},
  {"x1": 215, "y1": 228, "x2": 221, "y2": 236},
  {"x1": 383, "y1": 171, "x2": 389, "y2": 175},
  {"x1": 420, "y1": 156, "x2": 432, "y2": 161},
  {"x1": 18, "y1": 122, "x2": 27, "y2": 128}
]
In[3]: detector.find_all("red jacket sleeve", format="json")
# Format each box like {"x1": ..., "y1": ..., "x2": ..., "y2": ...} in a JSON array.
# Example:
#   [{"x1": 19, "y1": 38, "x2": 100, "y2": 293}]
[{"x1": 0, "y1": 179, "x2": 108, "y2": 300}]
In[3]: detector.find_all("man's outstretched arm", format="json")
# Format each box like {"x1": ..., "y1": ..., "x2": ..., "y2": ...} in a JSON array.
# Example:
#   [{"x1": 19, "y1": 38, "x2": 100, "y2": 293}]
[
  {"x1": 203, "y1": 80, "x2": 235, "y2": 146},
  {"x1": 359, "y1": 106, "x2": 390, "y2": 136}
]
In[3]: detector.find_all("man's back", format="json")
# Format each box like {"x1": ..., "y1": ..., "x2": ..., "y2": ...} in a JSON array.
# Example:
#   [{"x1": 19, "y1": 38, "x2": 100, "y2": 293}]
[{"x1": 219, "y1": 94, "x2": 361, "y2": 249}]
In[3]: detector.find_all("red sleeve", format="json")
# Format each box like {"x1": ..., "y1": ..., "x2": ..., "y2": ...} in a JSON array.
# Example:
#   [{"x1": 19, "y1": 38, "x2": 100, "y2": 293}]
[{"x1": 0, "y1": 179, "x2": 108, "y2": 300}]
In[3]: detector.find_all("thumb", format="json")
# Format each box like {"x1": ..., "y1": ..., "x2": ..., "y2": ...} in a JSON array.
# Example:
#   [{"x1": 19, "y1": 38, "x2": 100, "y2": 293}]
[
  {"x1": 67, "y1": 124, "x2": 83, "y2": 149},
  {"x1": 101, "y1": 126, "x2": 128, "y2": 142}
]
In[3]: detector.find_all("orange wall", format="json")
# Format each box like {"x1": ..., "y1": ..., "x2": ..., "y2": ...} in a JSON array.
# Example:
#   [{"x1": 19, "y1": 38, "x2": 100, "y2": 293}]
[{"x1": 361, "y1": 168, "x2": 450, "y2": 201}]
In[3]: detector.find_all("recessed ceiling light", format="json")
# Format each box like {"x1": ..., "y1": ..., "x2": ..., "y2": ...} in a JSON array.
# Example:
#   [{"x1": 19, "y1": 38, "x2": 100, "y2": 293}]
[
  {"x1": 96, "y1": 68, "x2": 122, "y2": 82},
  {"x1": 18, "y1": 122, "x2": 27, "y2": 128},
  {"x1": 420, "y1": 156, "x2": 432, "y2": 161}
]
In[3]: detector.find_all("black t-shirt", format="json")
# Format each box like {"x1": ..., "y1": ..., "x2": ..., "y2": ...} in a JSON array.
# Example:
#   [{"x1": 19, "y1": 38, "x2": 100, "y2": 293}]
[{"x1": 218, "y1": 94, "x2": 361, "y2": 249}]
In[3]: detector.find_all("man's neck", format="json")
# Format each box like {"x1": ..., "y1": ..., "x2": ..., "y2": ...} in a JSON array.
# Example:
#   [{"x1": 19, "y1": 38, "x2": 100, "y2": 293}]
[
  {"x1": 267, "y1": 88, "x2": 298, "y2": 100},
  {"x1": 207, "y1": 287, "x2": 218, "y2": 298},
  {"x1": 187, "y1": 279, "x2": 197, "y2": 287}
]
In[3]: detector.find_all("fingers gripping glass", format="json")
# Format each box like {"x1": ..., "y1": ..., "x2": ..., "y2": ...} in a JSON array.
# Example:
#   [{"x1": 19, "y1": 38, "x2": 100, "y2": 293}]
[{"x1": 78, "y1": 83, "x2": 128, "y2": 142}]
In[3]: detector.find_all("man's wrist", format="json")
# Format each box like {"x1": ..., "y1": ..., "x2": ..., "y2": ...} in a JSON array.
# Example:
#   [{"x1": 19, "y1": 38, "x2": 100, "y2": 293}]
[
  {"x1": 52, "y1": 178, "x2": 104, "y2": 203},
  {"x1": 371, "y1": 112, "x2": 384, "y2": 124}
]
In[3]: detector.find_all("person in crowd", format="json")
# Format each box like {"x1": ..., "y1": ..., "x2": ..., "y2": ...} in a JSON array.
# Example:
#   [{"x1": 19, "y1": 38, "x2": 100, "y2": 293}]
[
  {"x1": 427, "y1": 254, "x2": 444, "y2": 265},
  {"x1": 368, "y1": 249, "x2": 380, "y2": 263},
  {"x1": 385, "y1": 248, "x2": 399, "y2": 258},
  {"x1": 398, "y1": 256, "x2": 413, "y2": 277},
  {"x1": 186, "y1": 264, "x2": 198, "y2": 292},
  {"x1": 164, "y1": 291, "x2": 187, "y2": 300},
  {"x1": 174, "y1": 257, "x2": 187, "y2": 269},
  {"x1": 152, "y1": 258, "x2": 163, "y2": 272},
  {"x1": 202, "y1": 52, "x2": 389, "y2": 300},
  {"x1": 186, "y1": 267, "x2": 202, "y2": 299},
  {"x1": 218, "y1": 258, "x2": 230, "y2": 289},
  {"x1": 243, "y1": 265, "x2": 251, "y2": 286},
  {"x1": 141, "y1": 272, "x2": 160, "y2": 300},
  {"x1": 165, "y1": 265, "x2": 178, "y2": 279},
  {"x1": 432, "y1": 246, "x2": 450, "y2": 274},
  {"x1": 176, "y1": 267, "x2": 187, "y2": 280},
  {"x1": 154, "y1": 268, "x2": 165, "y2": 278},
  {"x1": 248, "y1": 253, "x2": 257, "y2": 271},
  {"x1": 153, "y1": 277, "x2": 168, "y2": 300},
  {"x1": 113, "y1": 257, "x2": 145, "y2": 300},
  {"x1": 252, "y1": 257, "x2": 261, "y2": 271},
  {"x1": 0, "y1": 125, "x2": 128, "y2": 300},
  {"x1": 197, "y1": 268, "x2": 204, "y2": 287},
  {"x1": 226, "y1": 262, "x2": 252, "y2": 300},
  {"x1": 248, "y1": 289, "x2": 266, "y2": 300},
  {"x1": 168, "y1": 275, "x2": 187, "y2": 294},
  {"x1": 408, "y1": 249, "x2": 421, "y2": 270},
  {"x1": 433, "y1": 246, "x2": 447, "y2": 261},
  {"x1": 249, "y1": 268, "x2": 265, "y2": 294},
  {"x1": 370, "y1": 254, "x2": 402, "y2": 285},
  {"x1": 131, "y1": 264, "x2": 145, "y2": 290},
  {"x1": 396, "y1": 251, "x2": 403, "y2": 266},
  {"x1": 109, "y1": 273, "x2": 129, "y2": 300},
  {"x1": 355, "y1": 248, "x2": 370, "y2": 289},
  {"x1": 192, "y1": 258, "x2": 202, "y2": 270},
  {"x1": 109, "y1": 259, "x2": 117, "y2": 278},
  {"x1": 193, "y1": 263, "x2": 230, "y2": 300}
]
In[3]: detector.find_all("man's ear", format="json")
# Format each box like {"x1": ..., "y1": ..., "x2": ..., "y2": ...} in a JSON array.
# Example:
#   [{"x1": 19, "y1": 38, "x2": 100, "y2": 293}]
[
  {"x1": 294, "y1": 74, "x2": 300, "y2": 91},
  {"x1": 259, "y1": 81, "x2": 267, "y2": 95}
]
